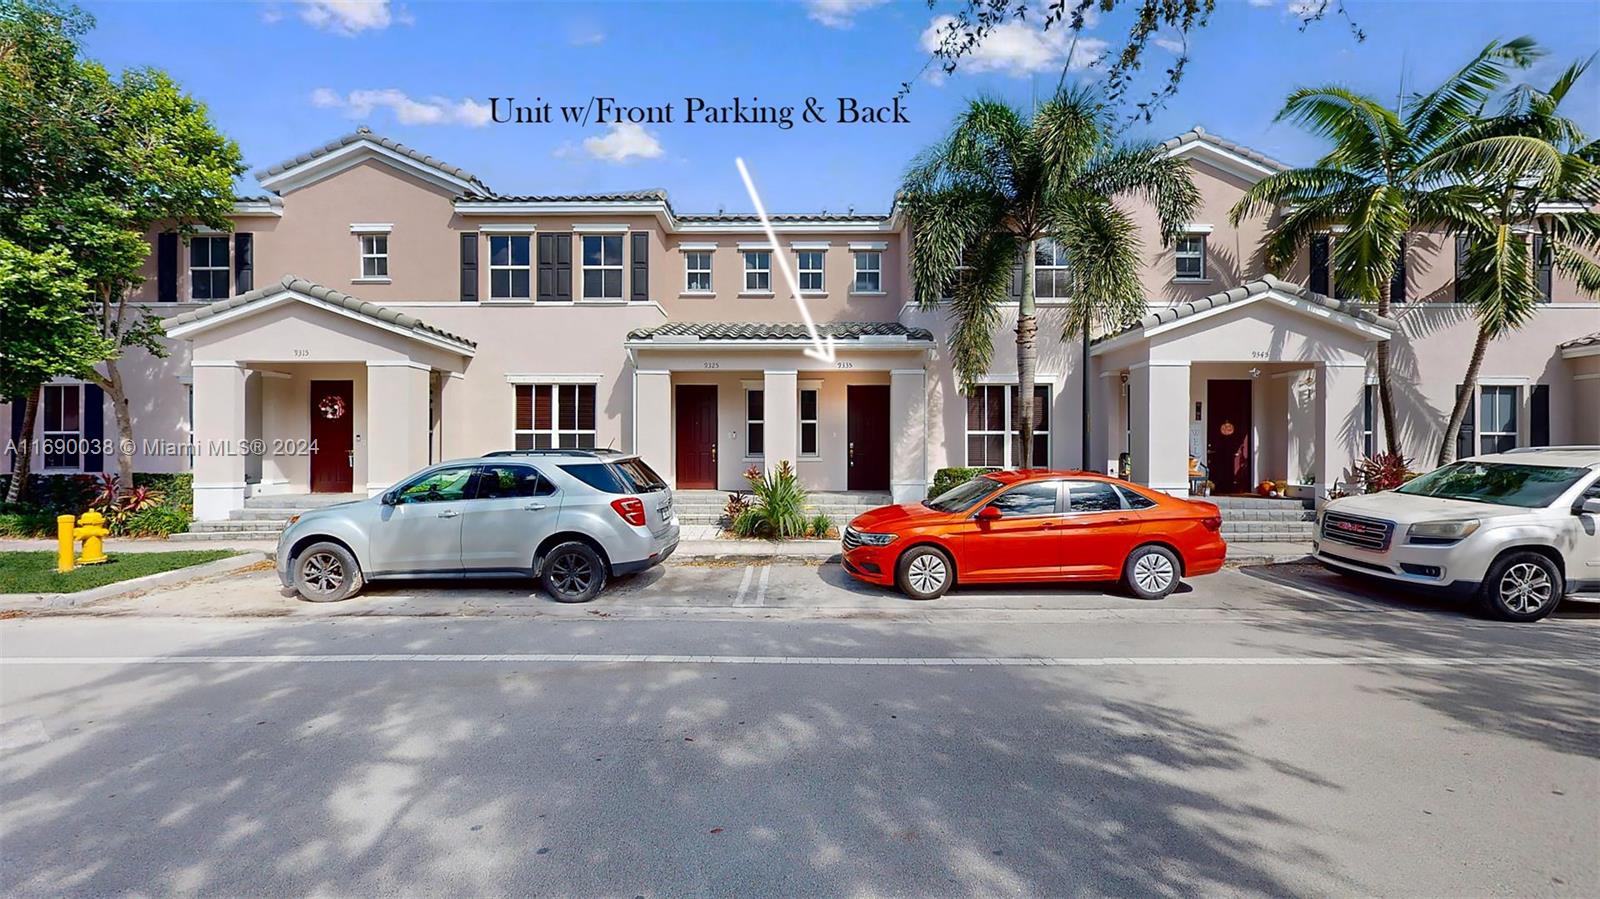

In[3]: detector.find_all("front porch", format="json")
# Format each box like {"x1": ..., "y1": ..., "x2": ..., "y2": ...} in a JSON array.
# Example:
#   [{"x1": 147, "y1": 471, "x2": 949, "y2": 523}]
[{"x1": 163, "y1": 276, "x2": 475, "y2": 520}]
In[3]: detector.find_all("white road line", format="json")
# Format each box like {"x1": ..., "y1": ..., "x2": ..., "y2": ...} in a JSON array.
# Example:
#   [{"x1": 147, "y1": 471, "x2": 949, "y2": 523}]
[
  {"x1": 0, "y1": 655, "x2": 1588, "y2": 668},
  {"x1": 755, "y1": 565, "x2": 771, "y2": 607},
  {"x1": 733, "y1": 565, "x2": 754, "y2": 606}
]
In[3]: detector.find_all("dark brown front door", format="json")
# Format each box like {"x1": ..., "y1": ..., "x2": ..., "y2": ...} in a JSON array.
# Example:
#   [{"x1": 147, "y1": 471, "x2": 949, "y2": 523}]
[
  {"x1": 1205, "y1": 379, "x2": 1252, "y2": 494},
  {"x1": 309, "y1": 380, "x2": 354, "y2": 493},
  {"x1": 675, "y1": 385, "x2": 718, "y2": 489},
  {"x1": 847, "y1": 385, "x2": 891, "y2": 491}
]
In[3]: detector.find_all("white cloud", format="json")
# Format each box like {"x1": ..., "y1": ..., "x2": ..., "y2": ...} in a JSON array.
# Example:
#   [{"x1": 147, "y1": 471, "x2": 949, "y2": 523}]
[
  {"x1": 1287, "y1": 0, "x2": 1326, "y2": 14},
  {"x1": 568, "y1": 28, "x2": 606, "y2": 46},
  {"x1": 295, "y1": 1, "x2": 409, "y2": 36},
  {"x1": 919, "y1": 15, "x2": 1107, "y2": 79},
  {"x1": 1153, "y1": 35, "x2": 1185, "y2": 54},
  {"x1": 311, "y1": 88, "x2": 491, "y2": 127},
  {"x1": 561, "y1": 122, "x2": 665, "y2": 164},
  {"x1": 1248, "y1": 0, "x2": 1277, "y2": 7},
  {"x1": 806, "y1": 0, "x2": 889, "y2": 29},
  {"x1": 260, "y1": 3, "x2": 284, "y2": 25}
]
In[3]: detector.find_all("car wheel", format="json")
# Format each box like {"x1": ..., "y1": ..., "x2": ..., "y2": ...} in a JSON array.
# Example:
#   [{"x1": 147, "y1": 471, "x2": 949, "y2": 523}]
[
  {"x1": 1123, "y1": 544, "x2": 1181, "y2": 600},
  {"x1": 294, "y1": 541, "x2": 363, "y2": 603},
  {"x1": 1480, "y1": 551, "x2": 1562, "y2": 622},
  {"x1": 896, "y1": 546, "x2": 953, "y2": 600},
  {"x1": 541, "y1": 541, "x2": 607, "y2": 603}
]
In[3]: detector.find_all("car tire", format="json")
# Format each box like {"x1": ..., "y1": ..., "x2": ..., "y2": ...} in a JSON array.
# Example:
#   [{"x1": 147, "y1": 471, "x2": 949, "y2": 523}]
[
  {"x1": 1123, "y1": 544, "x2": 1181, "y2": 600},
  {"x1": 293, "y1": 541, "x2": 364, "y2": 603},
  {"x1": 895, "y1": 546, "x2": 953, "y2": 600},
  {"x1": 1479, "y1": 551, "x2": 1562, "y2": 622},
  {"x1": 541, "y1": 541, "x2": 607, "y2": 603}
]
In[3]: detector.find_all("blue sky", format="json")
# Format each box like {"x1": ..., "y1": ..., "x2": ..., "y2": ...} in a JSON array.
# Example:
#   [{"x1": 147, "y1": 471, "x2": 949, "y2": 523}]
[{"x1": 78, "y1": 0, "x2": 1600, "y2": 213}]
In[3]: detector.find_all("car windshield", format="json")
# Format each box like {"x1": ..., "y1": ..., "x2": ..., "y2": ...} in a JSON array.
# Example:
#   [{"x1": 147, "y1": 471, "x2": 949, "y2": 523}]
[
  {"x1": 1394, "y1": 461, "x2": 1590, "y2": 508},
  {"x1": 925, "y1": 476, "x2": 1002, "y2": 513}
]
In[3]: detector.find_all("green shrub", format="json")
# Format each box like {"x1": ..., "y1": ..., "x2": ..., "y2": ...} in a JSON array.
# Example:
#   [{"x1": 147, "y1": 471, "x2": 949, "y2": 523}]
[
  {"x1": 728, "y1": 462, "x2": 812, "y2": 539},
  {"x1": 117, "y1": 506, "x2": 191, "y2": 537},
  {"x1": 808, "y1": 513, "x2": 833, "y2": 538},
  {"x1": 929, "y1": 466, "x2": 999, "y2": 499},
  {"x1": 0, "y1": 472, "x2": 192, "y2": 537}
]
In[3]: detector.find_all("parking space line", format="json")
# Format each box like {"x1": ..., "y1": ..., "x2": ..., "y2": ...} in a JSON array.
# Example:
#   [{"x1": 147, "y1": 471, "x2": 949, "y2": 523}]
[
  {"x1": 2, "y1": 655, "x2": 1587, "y2": 668},
  {"x1": 733, "y1": 565, "x2": 754, "y2": 606},
  {"x1": 755, "y1": 565, "x2": 771, "y2": 607}
]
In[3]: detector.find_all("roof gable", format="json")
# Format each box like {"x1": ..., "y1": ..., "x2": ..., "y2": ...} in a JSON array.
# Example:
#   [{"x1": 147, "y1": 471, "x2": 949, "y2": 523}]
[
  {"x1": 1160, "y1": 125, "x2": 1289, "y2": 183},
  {"x1": 255, "y1": 128, "x2": 491, "y2": 196}
]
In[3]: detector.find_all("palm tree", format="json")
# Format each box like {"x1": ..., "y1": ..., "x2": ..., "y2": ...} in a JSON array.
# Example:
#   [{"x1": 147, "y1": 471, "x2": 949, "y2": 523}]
[
  {"x1": 900, "y1": 89, "x2": 1198, "y2": 468},
  {"x1": 1424, "y1": 56, "x2": 1600, "y2": 465},
  {"x1": 1230, "y1": 37, "x2": 1538, "y2": 459}
]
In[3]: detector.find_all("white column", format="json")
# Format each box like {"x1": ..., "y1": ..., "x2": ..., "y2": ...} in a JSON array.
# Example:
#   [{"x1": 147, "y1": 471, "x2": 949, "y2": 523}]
[
  {"x1": 366, "y1": 361, "x2": 431, "y2": 495},
  {"x1": 632, "y1": 369, "x2": 672, "y2": 482},
  {"x1": 1096, "y1": 371, "x2": 1124, "y2": 476},
  {"x1": 1129, "y1": 361, "x2": 1191, "y2": 495},
  {"x1": 890, "y1": 367, "x2": 928, "y2": 502},
  {"x1": 762, "y1": 370, "x2": 798, "y2": 475},
  {"x1": 191, "y1": 361, "x2": 247, "y2": 520},
  {"x1": 1314, "y1": 361, "x2": 1367, "y2": 502}
]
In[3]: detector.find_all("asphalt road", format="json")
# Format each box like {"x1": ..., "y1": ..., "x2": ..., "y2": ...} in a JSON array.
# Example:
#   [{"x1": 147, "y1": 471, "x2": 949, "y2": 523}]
[{"x1": 2, "y1": 565, "x2": 1597, "y2": 897}]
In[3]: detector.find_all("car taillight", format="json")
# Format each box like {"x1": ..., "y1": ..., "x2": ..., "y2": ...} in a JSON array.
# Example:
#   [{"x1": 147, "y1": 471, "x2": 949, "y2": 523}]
[
  {"x1": 610, "y1": 497, "x2": 647, "y2": 527},
  {"x1": 1201, "y1": 515, "x2": 1222, "y2": 531}
]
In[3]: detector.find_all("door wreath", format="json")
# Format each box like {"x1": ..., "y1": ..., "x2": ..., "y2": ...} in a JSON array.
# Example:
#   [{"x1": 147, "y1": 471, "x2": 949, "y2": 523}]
[{"x1": 318, "y1": 395, "x2": 347, "y2": 420}]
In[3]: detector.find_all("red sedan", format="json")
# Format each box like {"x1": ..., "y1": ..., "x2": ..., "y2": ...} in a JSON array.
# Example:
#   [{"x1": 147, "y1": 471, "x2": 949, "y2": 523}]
[{"x1": 842, "y1": 470, "x2": 1226, "y2": 600}]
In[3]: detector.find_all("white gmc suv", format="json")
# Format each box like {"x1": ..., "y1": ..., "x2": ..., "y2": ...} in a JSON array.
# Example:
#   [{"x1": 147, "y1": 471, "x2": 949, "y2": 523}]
[{"x1": 1314, "y1": 448, "x2": 1600, "y2": 621}]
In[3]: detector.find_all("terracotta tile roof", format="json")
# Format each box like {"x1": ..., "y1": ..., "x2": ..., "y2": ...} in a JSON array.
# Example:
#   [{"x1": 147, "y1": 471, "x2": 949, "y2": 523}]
[
  {"x1": 255, "y1": 127, "x2": 491, "y2": 194},
  {"x1": 1098, "y1": 274, "x2": 1398, "y2": 342},
  {"x1": 461, "y1": 189, "x2": 669, "y2": 204},
  {"x1": 1160, "y1": 125, "x2": 1290, "y2": 173},
  {"x1": 627, "y1": 321, "x2": 932, "y2": 342},
  {"x1": 1559, "y1": 331, "x2": 1600, "y2": 350},
  {"x1": 162, "y1": 275, "x2": 477, "y2": 350},
  {"x1": 458, "y1": 188, "x2": 889, "y2": 224}
]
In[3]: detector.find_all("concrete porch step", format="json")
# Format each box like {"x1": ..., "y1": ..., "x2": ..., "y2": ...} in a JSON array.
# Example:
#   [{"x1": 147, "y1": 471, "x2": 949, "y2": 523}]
[
  {"x1": 191, "y1": 518, "x2": 292, "y2": 532},
  {"x1": 244, "y1": 492, "x2": 365, "y2": 509},
  {"x1": 1205, "y1": 495, "x2": 1315, "y2": 510},
  {"x1": 171, "y1": 529, "x2": 283, "y2": 542},
  {"x1": 1217, "y1": 508, "x2": 1316, "y2": 522},
  {"x1": 231, "y1": 507, "x2": 313, "y2": 521}
]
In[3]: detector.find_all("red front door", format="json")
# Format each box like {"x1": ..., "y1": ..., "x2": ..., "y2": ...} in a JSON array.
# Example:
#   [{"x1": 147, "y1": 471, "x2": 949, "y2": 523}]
[
  {"x1": 309, "y1": 380, "x2": 354, "y2": 493},
  {"x1": 847, "y1": 385, "x2": 891, "y2": 491},
  {"x1": 1206, "y1": 379, "x2": 1252, "y2": 494},
  {"x1": 675, "y1": 385, "x2": 718, "y2": 489}
]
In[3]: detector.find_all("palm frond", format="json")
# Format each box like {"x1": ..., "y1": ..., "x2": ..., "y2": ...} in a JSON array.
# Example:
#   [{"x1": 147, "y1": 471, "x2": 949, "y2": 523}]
[
  {"x1": 1278, "y1": 87, "x2": 1399, "y2": 177},
  {"x1": 1405, "y1": 36, "x2": 1540, "y2": 147},
  {"x1": 901, "y1": 185, "x2": 1006, "y2": 311},
  {"x1": 943, "y1": 233, "x2": 1015, "y2": 389},
  {"x1": 1461, "y1": 224, "x2": 1540, "y2": 337},
  {"x1": 1042, "y1": 196, "x2": 1144, "y2": 338},
  {"x1": 1076, "y1": 143, "x2": 1200, "y2": 245},
  {"x1": 1230, "y1": 167, "x2": 1369, "y2": 225},
  {"x1": 1550, "y1": 240, "x2": 1600, "y2": 295}
]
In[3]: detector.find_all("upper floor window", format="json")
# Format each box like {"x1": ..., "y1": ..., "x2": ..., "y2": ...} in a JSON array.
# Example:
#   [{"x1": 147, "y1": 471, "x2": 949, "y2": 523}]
[
  {"x1": 581, "y1": 234, "x2": 624, "y2": 300},
  {"x1": 684, "y1": 251, "x2": 712, "y2": 292},
  {"x1": 1033, "y1": 238, "x2": 1070, "y2": 299},
  {"x1": 359, "y1": 234, "x2": 389, "y2": 280},
  {"x1": 1175, "y1": 235, "x2": 1206, "y2": 281},
  {"x1": 516, "y1": 383, "x2": 597, "y2": 449},
  {"x1": 489, "y1": 234, "x2": 532, "y2": 300},
  {"x1": 744, "y1": 251, "x2": 772, "y2": 293},
  {"x1": 853, "y1": 251, "x2": 883, "y2": 293},
  {"x1": 797, "y1": 251, "x2": 825, "y2": 293},
  {"x1": 189, "y1": 236, "x2": 229, "y2": 300}
]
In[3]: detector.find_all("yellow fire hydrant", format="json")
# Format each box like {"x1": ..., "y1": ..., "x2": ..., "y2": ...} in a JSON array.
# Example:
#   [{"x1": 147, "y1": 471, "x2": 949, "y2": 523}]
[{"x1": 56, "y1": 511, "x2": 111, "y2": 573}]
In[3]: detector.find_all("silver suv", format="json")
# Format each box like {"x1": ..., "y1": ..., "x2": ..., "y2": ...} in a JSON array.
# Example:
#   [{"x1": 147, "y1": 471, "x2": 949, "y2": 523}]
[{"x1": 275, "y1": 451, "x2": 679, "y2": 603}]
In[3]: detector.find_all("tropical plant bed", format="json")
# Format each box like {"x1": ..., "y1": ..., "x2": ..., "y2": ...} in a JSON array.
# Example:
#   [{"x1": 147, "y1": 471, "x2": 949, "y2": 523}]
[{"x1": 0, "y1": 550, "x2": 236, "y2": 595}]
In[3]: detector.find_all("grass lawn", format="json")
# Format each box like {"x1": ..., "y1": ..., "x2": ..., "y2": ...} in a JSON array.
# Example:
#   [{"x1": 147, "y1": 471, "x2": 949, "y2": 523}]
[{"x1": 0, "y1": 550, "x2": 237, "y2": 594}]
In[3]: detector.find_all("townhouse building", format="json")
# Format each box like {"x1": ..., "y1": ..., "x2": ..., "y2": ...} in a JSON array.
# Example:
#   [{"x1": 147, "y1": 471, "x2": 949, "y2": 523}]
[{"x1": 5, "y1": 126, "x2": 1598, "y2": 523}]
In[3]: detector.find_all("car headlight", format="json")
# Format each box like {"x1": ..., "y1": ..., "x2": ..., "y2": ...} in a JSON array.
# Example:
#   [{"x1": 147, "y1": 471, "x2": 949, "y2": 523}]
[
  {"x1": 1407, "y1": 519, "x2": 1480, "y2": 541},
  {"x1": 853, "y1": 531, "x2": 898, "y2": 546}
]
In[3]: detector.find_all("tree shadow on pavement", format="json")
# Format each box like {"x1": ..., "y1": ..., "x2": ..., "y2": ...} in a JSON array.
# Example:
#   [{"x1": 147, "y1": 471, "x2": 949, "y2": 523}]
[{"x1": 1, "y1": 619, "x2": 1350, "y2": 897}]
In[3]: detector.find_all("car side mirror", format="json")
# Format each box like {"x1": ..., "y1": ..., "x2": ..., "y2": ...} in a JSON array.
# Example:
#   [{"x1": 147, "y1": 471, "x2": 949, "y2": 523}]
[
  {"x1": 976, "y1": 505, "x2": 1003, "y2": 522},
  {"x1": 1580, "y1": 497, "x2": 1600, "y2": 516},
  {"x1": 380, "y1": 491, "x2": 398, "y2": 506}
]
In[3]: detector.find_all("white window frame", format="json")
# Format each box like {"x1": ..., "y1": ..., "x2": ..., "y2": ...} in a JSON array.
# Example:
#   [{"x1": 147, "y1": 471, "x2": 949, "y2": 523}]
[
  {"x1": 188, "y1": 235, "x2": 230, "y2": 300},
  {"x1": 488, "y1": 233, "x2": 533, "y2": 300},
  {"x1": 358, "y1": 233, "x2": 390, "y2": 281},
  {"x1": 514, "y1": 383, "x2": 598, "y2": 450},
  {"x1": 684, "y1": 251, "x2": 713, "y2": 293},
  {"x1": 798, "y1": 384, "x2": 820, "y2": 458},
  {"x1": 744, "y1": 387, "x2": 765, "y2": 458},
  {"x1": 852, "y1": 251, "x2": 883, "y2": 294},
  {"x1": 743, "y1": 251, "x2": 772, "y2": 294},
  {"x1": 580, "y1": 233, "x2": 625, "y2": 301},
  {"x1": 964, "y1": 383, "x2": 1051, "y2": 469},
  {"x1": 1034, "y1": 238, "x2": 1070, "y2": 300},
  {"x1": 796, "y1": 250, "x2": 825, "y2": 294},
  {"x1": 1478, "y1": 384, "x2": 1519, "y2": 455},
  {"x1": 40, "y1": 382, "x2": 84, "y2": 473},
  {"x1": 1175, "y1": 234, "x2": 1206, "y2": 281}
]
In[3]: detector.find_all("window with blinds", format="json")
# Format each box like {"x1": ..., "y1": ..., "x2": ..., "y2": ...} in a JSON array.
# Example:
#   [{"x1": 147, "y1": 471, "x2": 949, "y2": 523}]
[{"x1": 514, "y1": 384, "x2": 597, "y2": 449}]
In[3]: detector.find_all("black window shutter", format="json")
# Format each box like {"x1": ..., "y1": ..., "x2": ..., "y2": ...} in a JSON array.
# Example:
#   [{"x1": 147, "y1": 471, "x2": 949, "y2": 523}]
[
  {"x1": 630, "y1": 232, "x2": 649, "y2": 302},
  {"x1": 233, "y1": 233, "x2": 253, "y2": 294},
  {"x1": 536, "y1": 233, "x2": 556, "y2": 302},
  {"x1": 460, "y1": 233, "x2": 478, "y2": 301},
  {"x1": 1454, "y1": 236, "x2": 1469, "y2": 301},
  {"x1": 1309, "y1": 235, "x2": 1330, "y2": 295},
  {"x1": 1530, "y1": 385, "x2": 1550, "y2": 447},
  {"x1": 82, "y1": 384, "x2": 104, "y2": 472},
  {"x1": 157, "y1": 233, "x2": 178, "y2": 301},
  {"x1": 1533, "y1": 236, "x2": 1552, "y2": 302},
  {"x1": 1388, "y1": 235, "x2": 1406, "y2": 304},
  {"x1": 555, "y1": 233, "x2": 572, "y2": 302},
  {"x1": 1455, "y1": 384, "x2": 1476, "y2": 460}
]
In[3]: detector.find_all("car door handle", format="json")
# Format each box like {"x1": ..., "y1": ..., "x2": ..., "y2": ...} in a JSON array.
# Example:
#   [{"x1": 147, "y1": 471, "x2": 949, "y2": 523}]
[
  {"x1": 523, "y1": 503, "x2": 547, "y2": 511},
  {"x1": 436, "y1": 510, "x2": 459, "y2": 519}
]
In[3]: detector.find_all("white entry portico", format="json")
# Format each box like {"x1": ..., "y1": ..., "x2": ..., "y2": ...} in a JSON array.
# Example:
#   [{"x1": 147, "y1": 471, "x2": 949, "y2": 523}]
[{"x1": 1092, "y1": 276, "x2": 1396, "y2": 500}]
